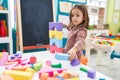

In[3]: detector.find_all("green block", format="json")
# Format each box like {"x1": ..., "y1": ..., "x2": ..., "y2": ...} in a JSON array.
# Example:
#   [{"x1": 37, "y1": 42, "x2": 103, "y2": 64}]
[{"x1": 80, "y1": 67, "x2": 88, "y2": 73}]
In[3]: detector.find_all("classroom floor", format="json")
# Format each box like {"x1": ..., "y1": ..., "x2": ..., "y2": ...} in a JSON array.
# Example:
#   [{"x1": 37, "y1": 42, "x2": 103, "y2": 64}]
[{"x1": 87, "y1": 49, "x2": 120, "y2": 80}]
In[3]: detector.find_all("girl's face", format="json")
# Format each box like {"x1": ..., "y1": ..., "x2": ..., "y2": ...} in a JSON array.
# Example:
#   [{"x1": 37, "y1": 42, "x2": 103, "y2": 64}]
[{"x1": 71, "y1": 8, "x2": 84, "y2": 26}]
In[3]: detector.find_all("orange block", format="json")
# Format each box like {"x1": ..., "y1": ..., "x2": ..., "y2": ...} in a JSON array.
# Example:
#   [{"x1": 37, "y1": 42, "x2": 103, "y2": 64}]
[{"x1": 80, "y1": 56, "x2": 88, "y2": 65}]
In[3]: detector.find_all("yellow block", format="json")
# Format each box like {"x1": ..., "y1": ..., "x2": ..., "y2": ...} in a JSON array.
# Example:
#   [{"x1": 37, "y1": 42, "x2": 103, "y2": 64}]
[
  {"x1": 3, "y1": 70, "x2": 33, "y2": 80},
  {"x1": 49, "y1": 30, "x2": 55, "y2": 38},
  {"x1": 0, "y1": 53, "x2": 2, "y2": 58},
  {"x1": 55, "y1": 31, "x2": 62, "y2": 40},
  {"x1": 65, "y1": 77, "x2": 79, "y2": 80}
]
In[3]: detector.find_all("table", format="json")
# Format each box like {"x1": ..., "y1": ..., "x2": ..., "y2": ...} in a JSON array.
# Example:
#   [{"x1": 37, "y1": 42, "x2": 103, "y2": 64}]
[{"x1": 22, "y1": 51, "x2": 113, "y2": 80}]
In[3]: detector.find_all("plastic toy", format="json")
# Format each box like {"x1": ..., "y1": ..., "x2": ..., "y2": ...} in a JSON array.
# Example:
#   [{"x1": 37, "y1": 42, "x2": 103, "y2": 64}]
[
  {"x1": 0, "y1": 52, "x2": 8, "y2": 66},
  {"x1": 70, "y1": 59, "x2": 80, "y2": 66},
  {"x1": 55, "y1": 53, "x2": 69, "y2": 60},
  {"x1": 87, "y1": 69, "x2": 96, "y2": 79}
]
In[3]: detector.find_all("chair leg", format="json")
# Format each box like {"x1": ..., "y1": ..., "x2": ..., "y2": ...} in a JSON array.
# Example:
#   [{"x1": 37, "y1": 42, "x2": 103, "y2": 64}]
[{"x1": 96, "y1": 50, "x2": 102, "y2": 65}]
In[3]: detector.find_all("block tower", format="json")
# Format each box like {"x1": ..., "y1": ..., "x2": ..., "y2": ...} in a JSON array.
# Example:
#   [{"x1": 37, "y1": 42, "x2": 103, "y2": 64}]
[{"x1": 49, "y1": 22, "x2": 63, "y2": 53}]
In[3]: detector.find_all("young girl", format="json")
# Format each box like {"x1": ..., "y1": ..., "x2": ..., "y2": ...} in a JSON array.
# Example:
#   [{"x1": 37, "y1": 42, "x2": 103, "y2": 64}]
[{"x1": 63, "y1": 4, "x2": 89, "y2": 61}]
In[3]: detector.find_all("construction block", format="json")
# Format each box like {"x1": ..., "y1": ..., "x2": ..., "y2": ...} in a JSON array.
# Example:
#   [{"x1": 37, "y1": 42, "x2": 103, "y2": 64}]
[
  {"x1": 110, "y1": 50, "x2": 120, "y2": 59},
  {"x1": 49, "y1": 22, "x2": 62, "y2": 31},
  {"x1": 55, "y1": 31, "x2": 63, "y2": 40},
  {"x1": 6, "y1": 62, "x2": 18, "y2": 70},
  {"x1": 3, "y1": 70, "x2": 33, "y2": 80},
  {"x1": 0, "y1": 52, "x2": 8, "y2": 66},
  {"x1": 55, "y1": 53, "x2": 69, "y2": 60},
  {"x1": 49, "y1": 71, "x2": 79, "y2": 80},
  {"x1": 49, "y1": 30, "x2": 55, "y2": 38},
  {"x1": 50, "y1": 38, "x2": 63, "y2": 48},
  {"x1": 87, "y1": 69, "x2": 96, "y2": 79},
  {"x1": 40, "y1": 72, "x2": 49, "y2": 80},
  {"x1": 50, "y1": 46, "x2": 63, "y2": 53},
  {"x1": 56, "y1": 47, "x2": 63, "y2": 53},
  {"x1": 50, "y1": 46, "x2": 57, "y2": 53},
  {"x1": 32, "y1": 62, "x2": 42, "y2": 71},
  {"x1": 39, "y1": 68, "x2": 66, "y2": 77},
  {"x1": 70, "y1": 59, "x2": 80, "y2": 66},
  {"x1": 10, "y1": 53, "x2": 22, "y2": 60},
  {"x1": 80, "y1": 55, "x2": 88, "y2": 65},
  {"x1": 80, "y1": 67, "x2": 88, "y2": 73},
  {"x1": 46, "y1": 60, "x2": 52, "y2": 66},
  {"x1": 30, "y1": 56, "x2": 36, "y2": 64},
  {"x1": 51, "y1": 63, "x2": 62, "y2": 68}
]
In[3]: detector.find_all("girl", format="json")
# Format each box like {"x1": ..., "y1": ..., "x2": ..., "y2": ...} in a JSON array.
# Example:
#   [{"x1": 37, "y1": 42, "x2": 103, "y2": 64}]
[{"x1": 63, "y1": 4, "x2": 89, "y2": 61}]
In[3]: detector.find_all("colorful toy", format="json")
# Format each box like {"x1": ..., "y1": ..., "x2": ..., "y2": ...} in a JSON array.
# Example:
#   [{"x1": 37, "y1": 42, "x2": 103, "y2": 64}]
[
  {"x1": 87, "y1": 69, "x2": 96, "y2": 79},
  {"x1": 39, "y1": 68, "x2": 66, "y2": 77},
  {"x1": 30, "y1": 56, "x2": 36, "y2": 64},
  {"x1": 110, "y1": 50, "x2": 120, "y2": 59},
  {"x1": 3, "y1": 69, "x2": 34, "y2": 80},
  {"x1": 0, "y1": 52, "x2": 8, "y2": 66},
  {"x1": 55, "y1": 53, "x2": 69, "y2": 61},
  {"x1": 80, "y1": 66, "x2": 96, "y2": 79},
  {"x1": 49, "y1": 22, "x2": 63, "y2": 53},
  {"x1": 31, "y1": 62, "x2": 42, "y2": 71},
  {"x1": 70, "y1": 59, "x2": 80, "y2": 66},
  {"x1": 80, "y1": 55, "x2": 88, "y2": 65},
  {"x1": 51, "y1": 63, "x2": 62, "y2": 68}
]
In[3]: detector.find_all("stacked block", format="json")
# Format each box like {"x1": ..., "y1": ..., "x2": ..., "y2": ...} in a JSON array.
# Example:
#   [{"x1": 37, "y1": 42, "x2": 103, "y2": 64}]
[{"x1": 49, "y1": 22, "x2": 63, "y2": 53}]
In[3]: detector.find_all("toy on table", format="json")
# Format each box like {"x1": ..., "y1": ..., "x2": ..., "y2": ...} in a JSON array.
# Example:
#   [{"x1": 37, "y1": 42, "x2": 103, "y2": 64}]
[
  {"x1": 49, "y1": 22, "x2": 63, "y2": 53},
  {"x1": 0, "y1": 52, "x2": 8, "y2": 66},
  {"x1": 80, "y1": 67, "x2": 96, "y2": 79},
  {"x1": 55, "y1": 53, "x2": 80, "y2": 66},
  {"x1": 39, "y1": 68, "x2": 79, "y2": 80}
]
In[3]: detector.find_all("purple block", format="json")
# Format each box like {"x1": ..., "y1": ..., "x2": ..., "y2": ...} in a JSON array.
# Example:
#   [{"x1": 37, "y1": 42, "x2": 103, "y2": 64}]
[
  {"x1": 70, "y1": 59, "x2": 80, "y2": 66},
  {"x1": 49, "y1": 22, "x2": 62, "y2": 31},
  {"x1": 87, "y1": 69, "x2": 96, "y2": 79}
]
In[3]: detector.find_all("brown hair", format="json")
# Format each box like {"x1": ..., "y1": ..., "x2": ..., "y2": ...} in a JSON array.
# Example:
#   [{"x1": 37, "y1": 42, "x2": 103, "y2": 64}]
[{"x1": 69, "y1": 4, "x2": 89, "y2": 28}]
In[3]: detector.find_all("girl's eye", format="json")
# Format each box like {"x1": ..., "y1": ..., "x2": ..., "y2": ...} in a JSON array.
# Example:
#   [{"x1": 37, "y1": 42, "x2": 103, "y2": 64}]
[{"x1": 77, "y1": 15, "x2": 80, "y2": 17}]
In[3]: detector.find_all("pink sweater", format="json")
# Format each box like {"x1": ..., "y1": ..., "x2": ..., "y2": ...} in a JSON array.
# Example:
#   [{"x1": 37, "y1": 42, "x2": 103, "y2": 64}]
[{"x1": 63, "y1": 25, "x2": 87, "y2": 58}]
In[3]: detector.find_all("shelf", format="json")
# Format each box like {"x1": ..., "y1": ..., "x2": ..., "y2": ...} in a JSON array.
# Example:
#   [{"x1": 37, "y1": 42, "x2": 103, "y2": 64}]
[
  {"x1": 0, "y1": 10, "x2": 9, "y2": 14},
  {"x1": 0, "y1": 37, "x2": 11, "y2": 43}
]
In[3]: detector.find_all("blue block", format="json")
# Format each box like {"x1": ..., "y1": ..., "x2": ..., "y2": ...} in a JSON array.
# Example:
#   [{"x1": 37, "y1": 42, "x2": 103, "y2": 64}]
[
  {"x1": 99, "y1": 78, "x2": 106, "y2": 80},
  {"x1": 111, "y1": 50, "x2": 120, "y2": 59},
  {"x1": 50, "y1": 38, "x2": 63, "y2": 48},
  {"x1": 55, "y1": 53, "x2": 69, "y2": 60}
]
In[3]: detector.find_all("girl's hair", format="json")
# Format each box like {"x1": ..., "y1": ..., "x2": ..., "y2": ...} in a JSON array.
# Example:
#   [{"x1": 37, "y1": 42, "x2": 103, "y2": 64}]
[{"x1": 69, "y1": 4, "x2": 89, "y2": 28}]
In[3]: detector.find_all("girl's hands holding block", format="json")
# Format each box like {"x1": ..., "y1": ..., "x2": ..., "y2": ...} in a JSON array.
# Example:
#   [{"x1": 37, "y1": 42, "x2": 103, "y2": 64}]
[{"x1": 68, "y1": 46, "x2": 78, "y2": 61}]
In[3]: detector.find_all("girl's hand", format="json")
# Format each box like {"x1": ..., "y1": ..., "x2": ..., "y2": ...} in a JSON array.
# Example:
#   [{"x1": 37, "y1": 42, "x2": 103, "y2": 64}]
[{"x1": 68, "y1": 47, "x2": 78, "y2": 61}]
